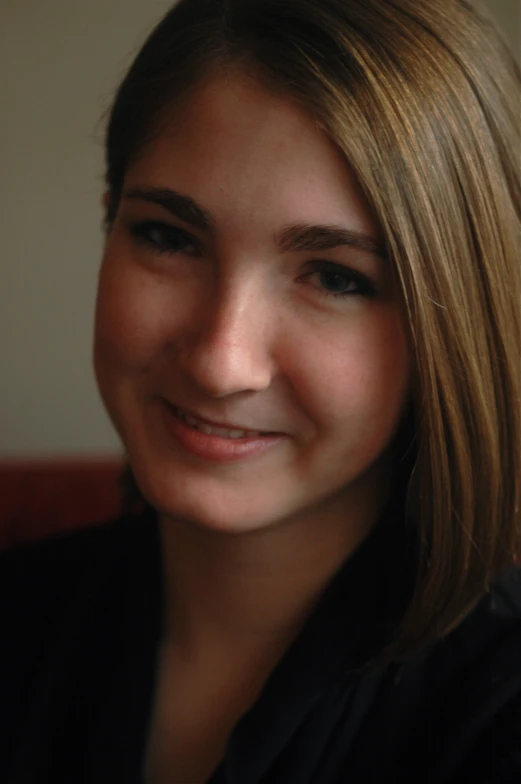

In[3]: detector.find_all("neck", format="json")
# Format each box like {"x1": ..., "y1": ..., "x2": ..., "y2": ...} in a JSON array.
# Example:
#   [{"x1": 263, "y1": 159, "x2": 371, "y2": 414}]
[{"x1": 158, "y1": 476, "x2": 391, "y2": 661}]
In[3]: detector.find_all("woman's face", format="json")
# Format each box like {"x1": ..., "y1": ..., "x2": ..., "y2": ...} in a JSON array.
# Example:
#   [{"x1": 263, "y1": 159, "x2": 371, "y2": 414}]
[{"x1": 94, "y1": 71, "x2": 410, "y2": 534}]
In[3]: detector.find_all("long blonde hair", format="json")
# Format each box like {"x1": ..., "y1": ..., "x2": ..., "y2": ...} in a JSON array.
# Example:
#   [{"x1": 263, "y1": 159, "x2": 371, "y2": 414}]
[{"x1": 106, "y1": 0, "x2": 521, "y2": 663}]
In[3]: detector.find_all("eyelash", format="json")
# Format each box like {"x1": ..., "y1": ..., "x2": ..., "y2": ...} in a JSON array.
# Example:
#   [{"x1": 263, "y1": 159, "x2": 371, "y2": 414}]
[
  {"x1": 127, "y1": 220, "x2": 376, "y2": 299},
  {"x1": 299, "y1": 261, "x2": 376, "y2": 299},
  {"x1": 129, "y1": 220, "x2": 199, "y2": 256}
]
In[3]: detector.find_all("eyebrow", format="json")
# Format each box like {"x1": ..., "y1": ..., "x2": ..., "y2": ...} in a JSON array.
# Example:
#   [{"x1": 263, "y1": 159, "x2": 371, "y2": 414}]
[
  {"x1": 278, "y1": 224, "x2": 383, "y2": 256},
  {"x1": 124, "y1": 187, "x2": 212, "y2": 231},
  {"x1": 124, "y1": 186, "x2": 383, "y2": 257}
]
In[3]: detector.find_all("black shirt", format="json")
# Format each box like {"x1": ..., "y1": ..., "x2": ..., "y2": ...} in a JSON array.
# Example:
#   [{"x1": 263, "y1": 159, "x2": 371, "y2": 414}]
[{"x1": 1, "y1": 507, "x2": 520, "y2": 783}]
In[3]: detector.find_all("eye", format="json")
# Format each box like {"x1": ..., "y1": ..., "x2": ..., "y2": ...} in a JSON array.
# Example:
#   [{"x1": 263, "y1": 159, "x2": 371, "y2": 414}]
[
  {"x1": 302, "y1": 261, "x2": 376, "y2": 299},
  {"x1": 128, "y1": 220, "x2": 199, "y2": 256}
]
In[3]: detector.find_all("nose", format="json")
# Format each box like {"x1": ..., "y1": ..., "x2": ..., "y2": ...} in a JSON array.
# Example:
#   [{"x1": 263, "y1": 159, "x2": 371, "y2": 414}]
[{"x1": 177, "y1": 282, "x2": 275, "y2": 398}]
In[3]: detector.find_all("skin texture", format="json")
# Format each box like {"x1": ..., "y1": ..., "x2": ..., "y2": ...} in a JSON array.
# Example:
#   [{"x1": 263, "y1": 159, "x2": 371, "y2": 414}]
[
  {"x1": 95, "y1": 70, "x2": 412, "y2": 783},
  {"x1": 95, "y1": 70, "x2": 410, "y2": 539}
]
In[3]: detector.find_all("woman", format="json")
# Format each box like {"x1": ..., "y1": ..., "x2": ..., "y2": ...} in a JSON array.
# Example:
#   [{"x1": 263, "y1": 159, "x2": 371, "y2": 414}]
[{"x1": 1, "y1": 0, "x2": 520, "y2": 782}]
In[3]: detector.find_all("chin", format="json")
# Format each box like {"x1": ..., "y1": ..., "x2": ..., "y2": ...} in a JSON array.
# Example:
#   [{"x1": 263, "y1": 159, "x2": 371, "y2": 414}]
[{"x1": 127, "y1": 456, "x2": 272, "y2": 535}]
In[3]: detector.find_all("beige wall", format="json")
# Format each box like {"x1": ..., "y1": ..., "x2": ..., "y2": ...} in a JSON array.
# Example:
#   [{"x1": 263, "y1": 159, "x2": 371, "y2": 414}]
[
  {"x1": 1, "y1": 0, "x2": 172, "y2": 455},
  {"x1": 487, "y1": 0, "x2": 521, "y2": 54},
  {"x1": 1, "y1": 0, "x2": 519, "y2": 456}
]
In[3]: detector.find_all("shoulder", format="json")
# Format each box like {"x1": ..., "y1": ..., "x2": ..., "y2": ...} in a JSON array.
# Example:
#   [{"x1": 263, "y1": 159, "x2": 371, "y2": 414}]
[
  {"x1": 0, "y1": 512, "x2": 159, "y2": 776},
  {"x1": 0, "y1": 515, "x2": 136, "y2": 599},
  {"x1": 0, "y1": 508, "x2": 156, "y2": 570},
  {"x1": 452, "y1": 688, "x2": 521, "y2": 783},
  {"x1": 446, "y1": 568, "x2": 521, "y2": 782},
  {"x1": 420, "y1": 565, "x2": 521, "y2": 687},
  {"x1": 490, "y1": 565, "x2": 521, "y2": 625},
  {"x1": 428, "y1": 567, "x2": 521, "y2": 733},
  {"x1": 346, "y1": 567, "x2": 521, "y2": 782},
  {"x1": 444, "y1": 565, "x2": 521, "y2": 693},
  {"x1": 0, "y1": 514, "x2": 152, "y2": 661},
  {"x1": 411, "y1": 567, "x2": 521, "y2": 781}
]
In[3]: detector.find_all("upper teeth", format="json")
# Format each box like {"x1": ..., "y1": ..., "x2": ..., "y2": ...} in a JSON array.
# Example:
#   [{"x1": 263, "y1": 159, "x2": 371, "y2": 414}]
[{"x1": 177, "y1": 409, "x2": 261, "y2": 439}]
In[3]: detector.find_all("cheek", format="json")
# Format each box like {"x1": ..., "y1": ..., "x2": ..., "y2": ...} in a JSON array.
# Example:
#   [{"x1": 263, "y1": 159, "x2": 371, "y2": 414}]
[
  {"x1": 94, "y1": 256, "x2": 168, "y2": 378},
  {"x1": 289, "y1": 310, "x2": 410, "y2": 438}
]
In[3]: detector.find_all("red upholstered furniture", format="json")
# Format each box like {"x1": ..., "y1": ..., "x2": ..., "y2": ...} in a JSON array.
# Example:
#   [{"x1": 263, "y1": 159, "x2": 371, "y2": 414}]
[{"x1": 0, "y1": 457, "x2": 125, "y2": 550}]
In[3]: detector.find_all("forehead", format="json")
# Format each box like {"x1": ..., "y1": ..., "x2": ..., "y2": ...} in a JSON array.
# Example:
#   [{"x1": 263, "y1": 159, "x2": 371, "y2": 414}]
[{"x1": 126, "y1": 70, "x2": 378, "y2": 239}]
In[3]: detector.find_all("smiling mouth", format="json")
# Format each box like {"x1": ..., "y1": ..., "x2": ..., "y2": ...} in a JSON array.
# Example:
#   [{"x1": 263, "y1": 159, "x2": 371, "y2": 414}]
[{"x1": 173, "y1": 406, "x2": 270, "y2": 440}]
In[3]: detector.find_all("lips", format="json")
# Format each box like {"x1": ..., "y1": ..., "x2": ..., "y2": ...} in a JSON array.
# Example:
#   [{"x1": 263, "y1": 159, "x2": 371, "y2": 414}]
[
  {"x1": 174, "y1": 407, "x2": 264, "y2": 440},
  {"x1": 159, "y1": 400, "x2": 284, "y2": 462},
  {"x1": 166, "y1": 402, "x2": 277, "y2": 440}
]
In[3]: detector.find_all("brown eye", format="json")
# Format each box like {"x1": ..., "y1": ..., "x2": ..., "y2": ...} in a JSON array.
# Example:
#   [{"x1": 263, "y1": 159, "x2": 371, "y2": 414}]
[
  {"x1": 129, "y1": 220, "x2": 199, "y2": 256},
  {"x1": 318, "y1": 269, "x2": 358, "y2": 294},
  {"x1": 303, "y1": 261, "x2": 376, "y2": 299}
]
